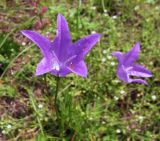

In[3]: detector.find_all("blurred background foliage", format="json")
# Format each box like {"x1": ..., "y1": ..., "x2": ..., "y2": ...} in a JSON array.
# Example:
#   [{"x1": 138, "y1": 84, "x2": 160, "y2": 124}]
[{"x1": 0, "y1": 0, "x2": 160, "y2": 140}]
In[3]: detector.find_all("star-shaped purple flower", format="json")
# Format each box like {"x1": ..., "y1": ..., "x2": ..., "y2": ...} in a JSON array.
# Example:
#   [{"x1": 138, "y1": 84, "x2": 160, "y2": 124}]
[
  {"x1": 112, "y1": 42, "x2": 152, "y2": 85},
  {"x1": 21, "y1": 14, "x2": 101, "y2": 77}
]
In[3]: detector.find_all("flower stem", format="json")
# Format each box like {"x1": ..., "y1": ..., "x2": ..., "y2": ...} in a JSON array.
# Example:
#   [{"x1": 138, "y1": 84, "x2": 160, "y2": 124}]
[{"x1": 55, "y1": 76, "x2": 60, "y2": 118}]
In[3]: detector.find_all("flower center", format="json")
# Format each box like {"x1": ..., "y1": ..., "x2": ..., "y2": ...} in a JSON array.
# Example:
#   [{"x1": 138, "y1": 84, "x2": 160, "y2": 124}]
[{"x1": 52, "y1": 63, "x2": 60, "y2": 71}]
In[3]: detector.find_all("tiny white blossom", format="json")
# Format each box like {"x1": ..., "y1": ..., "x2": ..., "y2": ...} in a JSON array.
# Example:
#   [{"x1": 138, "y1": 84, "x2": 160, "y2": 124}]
[
  {"x1": 2, "y1": 130, "x2": 6, "y2": 134},
  {"x1": 111, "y1": 62, "x2": 115, "y2": 66},
  {"x1": 89, "y1": 117, "x2": 93, "y2": 120},
  {"x1": 104, "y1": 13, "x2": 108, "y2": 17},
  {"x1": 134, "y1": 5, "x2": 139, "y2": 11},
  {"x1": 101, "y1": 58, "x2": 106, "y2": 63},
  {"x1": 116, "y1": 129, "x2": 121, "y2": 133},
  {"x1": 107, "y1": 55, "x2": 112, "y2": 60},
  {"x1": 91, "y1": 6, "x2": 96, "y2": 10},
  {"x1": 46, "y1": 31, "x2": 50, "y2": 35},
  {"x1": 112, "y1": 15, "x2": 118, "y2": 19},
  {"x1": 149, "y1": 61, "x2": 153, "y2": 65},
  {"x1": 7, "y1": 124, "x2": 12, "y2": 129},
  {"x1": 114, "y1": 80, "x2": 120, "y2": 83},
  {"x1": 138, "y1": 116, "x2": 144, "y2": 120},
  {"x1": 22, "y1": 42, "x2": 26, "y2": 46},
  {"x1": 151, "y1": 95, "x2": 157, "y2": 101},
  {"x1": 102, "y1": 50, "x2": 107, "y2": 54},
  {"x1": 114, "y1": 96, "x2": 119, "y2": 101},
  {"x1": 91, "y1": 31, "x2": 96, "y2": 34},
  {"x1": 120, "y1": 90, "x2": 125, "y2": 94},
  {"x1": 38, "y1": 104, "x2": 43, "y2": 109},
  {"x1": 102, "y1": 121, "x2": 106, "y2": 124},
  {"x1": 104, "y1": 9, "x2": 107, "y2": 13}
]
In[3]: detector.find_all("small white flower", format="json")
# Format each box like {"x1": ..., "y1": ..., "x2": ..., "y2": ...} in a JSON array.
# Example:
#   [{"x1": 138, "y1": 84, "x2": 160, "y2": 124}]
[
  {"x1": 101, "y1": 58, "x2": 106, "y2": 63},
  {"x1": 102, "y1": 50, "x2": 107, "y2": 54},
  {"x1": 22, "y1": 42, "x2": 26, "y2": 46},
  {"x1": 107, "y1": 55, "x2": 112, "y2": 60},
  {"x1": 151, "y1": 95, "x2": 157, "y2": 101},
  {"x1": 2, "y1": 130, "x2": 6, "y2": 134},
  {"x1": 120, "y1": 90, "x2": 125, "y2": 94},
  {"x1": 46, "y1": 31, "x2": 50, "y2": 35},
  {"x1": 138, "y1": 116, "x2": 144, "y2": 120},
  {"x1": 104, "y1": 9, "x2": 107, "y2": 13},
  {"x1": 149, "y1": 61, "x2": 153, "y2": 65},
  {"x1": 7, "y1": 124, "x2": 12, "y2": 129},
  {"x1": 114, "y1": 80, "x2": 120, "y2": 83},
  {"x1": 112, "y1": 15, "x2": 118, "y2": 19},
  {"x1": 111, "y1": 62, "x2": 115, "y2": 66},
  {"x1": 116, "y1": 129, "x2": 121, "y2": 133},
  {"x1": 91, "y1": 31, "x2": 96, "y2": 34},
  {"x1": 89, "y1": 117, "x2": 93, "y2": 120},
  {"x1": 38, "y1": 104, "x2": 43, "y2": 109},
  {"x1": 114, "y1": 96, "x2": 119, "y2": 101},
  {"x1": 91, "y1": 6, "x2": 96, "y2": 10},
  {"x1": 134, "y1": 5, "x2": 139, "y2": 11},
  {"x1": 102, "y1": 121, "x2": 106, "y2": 124},
  {"x1": 104, "y1": 13, "x2": 108, "y2": 17}
]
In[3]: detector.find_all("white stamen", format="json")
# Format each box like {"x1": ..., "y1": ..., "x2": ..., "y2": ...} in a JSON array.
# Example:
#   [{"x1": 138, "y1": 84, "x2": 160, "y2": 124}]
[{"x1": 52, "y1": 63, "x2": 60, "y2": 71}]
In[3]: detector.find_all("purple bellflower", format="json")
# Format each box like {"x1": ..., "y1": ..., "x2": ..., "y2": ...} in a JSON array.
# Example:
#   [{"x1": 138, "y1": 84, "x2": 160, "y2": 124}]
[
  {"x1": 21, "y1": 14, "x2": 101, "y2": 77},
  {"x1": 112, "y1": 42, "x2": 152, "y2": 85}
]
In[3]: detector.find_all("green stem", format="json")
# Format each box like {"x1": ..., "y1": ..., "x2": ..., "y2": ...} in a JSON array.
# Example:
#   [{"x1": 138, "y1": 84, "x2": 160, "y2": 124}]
[
  {"x1": 44, "y1": 74, "x2": 49, "y2": 95},
  {"x1": 55, "y1": 76, "x2": 60, "y2": 118},
  {"x1": 76, "y1": 0, "x2": 81, "y2": 31},
  {"x1": 101, "y1": 0, "x2": 105, "y2": 12}
]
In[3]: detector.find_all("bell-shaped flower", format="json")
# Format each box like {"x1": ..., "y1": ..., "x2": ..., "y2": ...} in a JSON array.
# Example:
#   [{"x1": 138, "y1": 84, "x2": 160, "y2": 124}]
[
  {"x1": 21, "y1": 14, "x2": 101, "y2": 77},
  {"x1": 112, "y1": 42, "x2": 152, "y2": 85}
]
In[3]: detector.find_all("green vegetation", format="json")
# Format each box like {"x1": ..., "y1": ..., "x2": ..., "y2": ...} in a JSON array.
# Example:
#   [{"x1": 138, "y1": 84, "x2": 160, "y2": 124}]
[{"x1": 0, "y1": 0, "x2": 159, "y2": 140}]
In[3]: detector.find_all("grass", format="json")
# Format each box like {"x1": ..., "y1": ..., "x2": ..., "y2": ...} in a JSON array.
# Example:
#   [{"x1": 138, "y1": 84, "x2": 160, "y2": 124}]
[{"x1": 0, "y1": 0, "x2": 160, "y2": 140}]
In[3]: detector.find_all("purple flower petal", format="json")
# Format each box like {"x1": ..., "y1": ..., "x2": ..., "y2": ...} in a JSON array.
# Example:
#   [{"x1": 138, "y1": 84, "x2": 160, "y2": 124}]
[
  {"x1": 67, "y1": 61, "x2": 88, "y2": 77},
  {"x1": 21, "y1": 30, "x2": 50, "y2": 57},
  {"x1": 130, "y1": 79, "x2": 148, "y2": 85},
  {"x1": 69, "y1": 34, "x2": 101, "y2": 62},
  {"x1": 51, "y1": 14, "x2": 72, "y2": 62},
  {"x1": 112, "y1": 51, "x2": 124, "y2": 64},
  {"x1": 36, "y1": 58, "x2": 53, "y2": 76},
  {"x1": 128, "y1": 64, "x2": 152, "y2": 78},
  {"x1": 117, "y1": 65, "x2": 130, "y2": 83},
  {"x1": 124, "y1": 42, "x2": 140, "y2": 66},
  {"x1": 50, "y1": 66, "x2": 71, "y2": 77}
]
